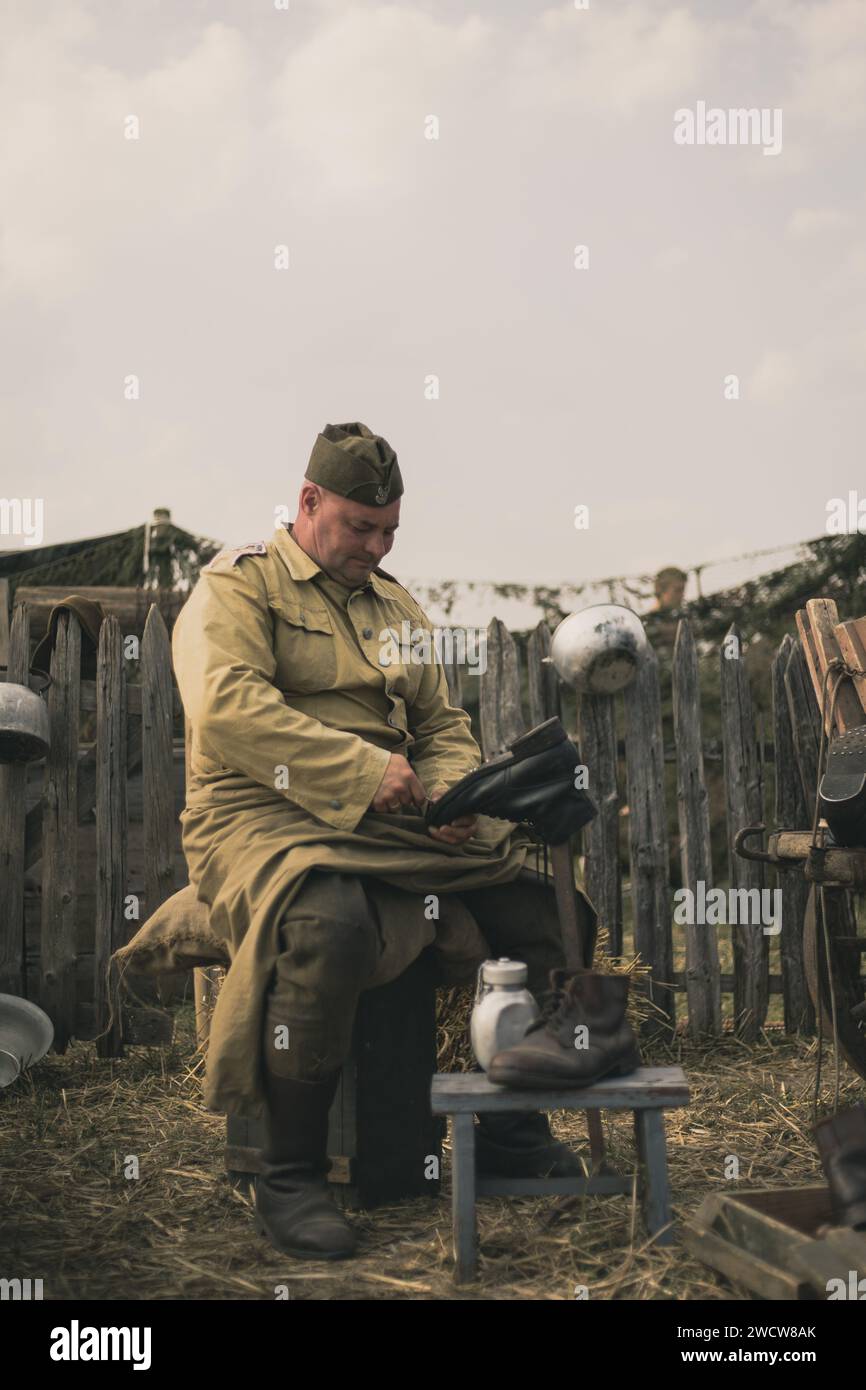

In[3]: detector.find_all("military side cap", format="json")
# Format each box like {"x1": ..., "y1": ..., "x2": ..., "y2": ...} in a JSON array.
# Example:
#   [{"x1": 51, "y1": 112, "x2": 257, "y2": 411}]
[{"x1": 305, "y1": 422, "x2": 403, "y2": 507}]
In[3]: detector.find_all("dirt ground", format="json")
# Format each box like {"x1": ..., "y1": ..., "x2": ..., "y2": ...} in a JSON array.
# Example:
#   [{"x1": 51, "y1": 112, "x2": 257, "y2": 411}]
[{"x1": 3, "y1": 1001, "x2": 861, "y2": 1302}]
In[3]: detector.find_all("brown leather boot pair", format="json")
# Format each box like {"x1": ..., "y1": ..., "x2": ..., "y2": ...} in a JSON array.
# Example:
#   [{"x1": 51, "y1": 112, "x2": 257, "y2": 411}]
[
  {"x1": 488, "y1": 968, "x2": 641, "y2": 1089},
  {"x1": 255, "y1": 1070, "x2": 357, "y2": 1260}
]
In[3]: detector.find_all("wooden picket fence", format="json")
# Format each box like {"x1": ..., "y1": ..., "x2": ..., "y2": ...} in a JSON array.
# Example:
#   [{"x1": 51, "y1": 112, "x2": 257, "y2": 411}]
[
  {"x1": 448, "y1": 617, "x2": 828, "y2": 1042},
  {"x1": 0, "y1": 596, "x2": 847, "y2": 1058},
  {"x1": 0, "y1": 600, "x2": 181, "y2": 1053}
]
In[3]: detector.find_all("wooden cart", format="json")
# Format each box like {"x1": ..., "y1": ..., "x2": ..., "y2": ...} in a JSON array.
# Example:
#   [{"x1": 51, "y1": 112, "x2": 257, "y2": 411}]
[{"x1": 735, "y1": 599, "x2": 866, "y2": 1080}]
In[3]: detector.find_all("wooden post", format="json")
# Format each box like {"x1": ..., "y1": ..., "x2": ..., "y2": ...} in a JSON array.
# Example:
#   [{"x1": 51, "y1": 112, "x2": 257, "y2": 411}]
[
  {"x1": 0, "y1": 602, "x2": 30, "y2": 996},
  {"x1": 22, "y1": 697, "x2": 149, "y2": 873},
  {"x1": 527, "y1": 620, "x2": 607, "y2": 1165},
  {"x1": 798, "y1": 599, "x2": 863, "y2": 734},
  {"x1": 94, "y1": 616, "x2": 127, "y2": 1057},
  {"x1": 478, "y1": 618, "x2": 525, "y2": 759},
  {"x1": 40, "y1": 611, "x2": 81, "y2": 1049},
  {"x1": 623, "y1": 644, "x2": 675, "y2": 1034},
  {"x1": 672, "y1": 619, "x2": 720, "y2": 1036},
  {"x1": 772, "y1": 635, "x2": 815, "y2": 1034},
  {"x1": 0, "y1": 578, "x2": 10, "y2": 670},
  {"x1": 526, "y1": 622, "x2": 560, "y2": 727},
  {"x1": 139, "y1": 605, "x2": 177, "y2": 1006},
  {"x1": 720, "y1": 625, "x2": 768, "y2": 1040},
  {"x1": 784, "y1": 638, "x2": 823, "y2": 807},
  {"x1": 579, "y1": 692, "x2": 622, "y2": 956},
  {"x1": 142, "y1": 607, "x2": 176, "y2": 917}
]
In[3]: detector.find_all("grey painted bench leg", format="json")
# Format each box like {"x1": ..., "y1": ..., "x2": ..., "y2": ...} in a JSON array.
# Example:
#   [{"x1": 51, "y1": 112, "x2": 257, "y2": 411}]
[
  {"x1": 451, "y1": 1113, "x2": 477, "y2": 1283},
  {"x1": 635, "y1": 1108, "x2": 674, "y2": 1245}
]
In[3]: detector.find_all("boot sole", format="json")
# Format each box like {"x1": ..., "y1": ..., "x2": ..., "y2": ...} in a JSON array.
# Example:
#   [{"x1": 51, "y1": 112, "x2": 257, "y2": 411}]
[
  {"x1": 488, "y1": 1052, "x2": 641, "y2": 1091},
  {"x1": 254, "y1": 1215, "x2": 357, "y2": 1261}
]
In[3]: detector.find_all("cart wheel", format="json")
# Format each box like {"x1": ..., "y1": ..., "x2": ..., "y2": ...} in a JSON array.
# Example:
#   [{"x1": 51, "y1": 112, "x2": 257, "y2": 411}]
[{"x1": 803, "y1": 884, "x2": 866, "y2": 1082}]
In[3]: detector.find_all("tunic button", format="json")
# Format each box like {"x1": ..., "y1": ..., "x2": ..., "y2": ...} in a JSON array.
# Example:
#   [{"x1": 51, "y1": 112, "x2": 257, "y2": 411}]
[
  {"x1": 330, "y1": 798, "x2": 342, "y2": 810},
  {"x1": 362, "y1": 626, "x2": 374, "y2": 639}
]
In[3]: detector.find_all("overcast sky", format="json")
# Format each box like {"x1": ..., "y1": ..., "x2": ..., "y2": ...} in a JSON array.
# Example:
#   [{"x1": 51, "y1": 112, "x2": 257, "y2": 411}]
[{"x1": 2, "y1": 0, "x2": 864, "y2": 622}]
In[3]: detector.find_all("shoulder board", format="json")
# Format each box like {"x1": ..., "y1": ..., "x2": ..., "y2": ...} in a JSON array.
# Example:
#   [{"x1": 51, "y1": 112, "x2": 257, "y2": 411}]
[{"x1": 203, "y1": 542, "x2": 268, "y2": 572}]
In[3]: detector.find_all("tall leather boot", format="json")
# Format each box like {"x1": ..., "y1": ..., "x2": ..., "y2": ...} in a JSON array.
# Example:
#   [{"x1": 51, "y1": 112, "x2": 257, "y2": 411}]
[
  {"x1": 475, "y1": 1107, "x2": 588, "y2": 1178},
  {"x1": 255, "y1": 1070, "x2": 357, "y2": 1259},
  {"x1": 488, "y1": 969, "x2": 641, "y2": 1090},
  {"x1": 814, "y1": 1102, "x2": 866, "y2": 1231},
  {"x1": 467, "y1": 1052, "x2": 587, "y2": 1177}
]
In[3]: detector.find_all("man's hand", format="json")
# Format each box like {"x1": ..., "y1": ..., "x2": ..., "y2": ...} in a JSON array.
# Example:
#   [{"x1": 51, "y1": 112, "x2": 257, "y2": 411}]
[
  {"x1": 370, "y1": 753, "x2": 427, "y2": 814},
  {"x1": 426, "y1": 784, "x2": 478, "y2": 847}
]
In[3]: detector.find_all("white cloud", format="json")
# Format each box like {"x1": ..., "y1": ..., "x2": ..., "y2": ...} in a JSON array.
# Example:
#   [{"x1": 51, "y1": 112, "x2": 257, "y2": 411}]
[
  {"x1": 0, "y1": 0, "x2": 863, "y2": 581},
  {"x1": 751, "y1": 349, "x2": 799, "y2": 402},
  {"x1": 786, "y1": 207, "x2": 851, "y2": 238},
  {"x1": 0, "y1": 20, "x2": 255, "y2": 304},
  {"x1": 267, "y1": 8, "x2": 494, "y2": 195},
  {"x1": 655, "y1": 245, "x2": 689, "y2": 271}
]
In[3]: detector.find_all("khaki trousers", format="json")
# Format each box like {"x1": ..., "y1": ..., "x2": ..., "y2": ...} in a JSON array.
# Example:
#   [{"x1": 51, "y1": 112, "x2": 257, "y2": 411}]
[{"x1": 262, "y1": 868, "x2": 593, "y2": 1082}]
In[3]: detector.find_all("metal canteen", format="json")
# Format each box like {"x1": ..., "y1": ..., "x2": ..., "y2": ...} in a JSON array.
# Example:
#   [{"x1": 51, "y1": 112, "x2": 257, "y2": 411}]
[
  {"x1": 470, "y1": 958, "x2": 539, "y2": 1071},
  {"x1": 549, "y1": 603, "x2": 648, "y2": 695},
  {"x1": 0, "y1": 994, "x2": 55, "y2": 1087},
  {"x1": 0, "y1": 677, "x2": 51, "y2": 763}
]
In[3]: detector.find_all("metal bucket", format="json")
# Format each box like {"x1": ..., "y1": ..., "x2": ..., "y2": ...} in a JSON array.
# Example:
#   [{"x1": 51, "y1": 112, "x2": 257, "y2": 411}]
[
  {"x1": 0, "y1": 672, "x2": 51, "y2": 763},
  {"x1": 549, "y1": 603, "x2": 648, "y2": 694},
  {"x1": 0, "y1": 995, "x2": 55, "y2": 1086}
]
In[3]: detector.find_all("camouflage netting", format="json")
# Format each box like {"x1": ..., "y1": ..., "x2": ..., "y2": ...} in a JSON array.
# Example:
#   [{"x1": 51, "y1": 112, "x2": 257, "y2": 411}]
[
  {"x1": 415, "y1": 532, "x2": 866, "y2": 646},
  {"x1": 0, "y1": 522, "x2": 222, "y2": 603}
]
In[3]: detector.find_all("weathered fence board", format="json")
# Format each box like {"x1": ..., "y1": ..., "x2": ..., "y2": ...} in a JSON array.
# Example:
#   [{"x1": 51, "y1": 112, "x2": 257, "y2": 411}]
[
  {"x1": 623, "y1": 643, "x2": 675, "y2": 1033},
  {"x1": 94, "y1": 617, "x2": 128, "y2": 1058},
  {"x1": 784, "y1": 639, "x2": 823, "y2": 808},
  {"x1": 579, "y1": 692, "x2": 622, "y2": 956},
  {"x1": 142, "y1": 608, "x2": 176, "y2": 919},
  {"x1": 800, "y1": 599, "x2": 863, "y2": 734},
  {"x1": 720, "y1": 625, "x2": 768, "y2": 1039},
  {"x1": 672, "y1": 619, "x2": 720, "y2": 1036},
  {"x1": 479, "y1": 618, "x2": 525, "y2": 758},
  {"x1": 772, "y1": 634, "x2": 815, "y2": 1035},
  {"x1": 40, "y1": 611, "x2": 81, "y2": 1050},
  {"x1": 526, "y1": 622, "x2": 560, "y2": 727},
  {"x1": 0, "y1": 603, "x2": 31, "y2": 995}
]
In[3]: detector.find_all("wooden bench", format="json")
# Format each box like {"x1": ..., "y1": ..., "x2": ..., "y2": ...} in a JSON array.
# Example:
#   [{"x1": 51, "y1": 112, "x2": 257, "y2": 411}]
[{"x1": 431, "y1": 1065, "x2": 690, "y2": 1283}]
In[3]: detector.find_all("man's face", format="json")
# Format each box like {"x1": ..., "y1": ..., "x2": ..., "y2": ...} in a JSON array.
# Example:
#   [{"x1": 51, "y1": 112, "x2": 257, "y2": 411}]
[
  {"x1": 659, "y1": 579, "x2": 686, "y2": 610},
  {"x1": 299, "y1": 485, "x2": 401, "y2": 586}
]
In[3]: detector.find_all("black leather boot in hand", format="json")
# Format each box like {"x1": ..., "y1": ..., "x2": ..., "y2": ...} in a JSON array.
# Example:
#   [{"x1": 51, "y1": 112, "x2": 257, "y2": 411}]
[
  {"x1": 255, "y1": 1070, "x2": 357, "y2": 1259},
  {"x1": 488, "y1": 969, "x2": 641, "y2": 1090},
  {"x1": 424, "y1": 717, "x2": 597, "y2": 844}
]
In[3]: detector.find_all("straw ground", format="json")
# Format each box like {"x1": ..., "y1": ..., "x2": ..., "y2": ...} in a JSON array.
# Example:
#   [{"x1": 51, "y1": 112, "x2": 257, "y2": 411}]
[{"x1": 1, "y1": 984, "x2": 854, "y2": 1301}]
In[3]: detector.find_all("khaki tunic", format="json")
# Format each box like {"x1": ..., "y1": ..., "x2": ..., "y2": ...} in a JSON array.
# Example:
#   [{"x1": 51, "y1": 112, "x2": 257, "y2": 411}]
[{"x1": 171, "y1": 523, "x2": 594, "y2": 1117}]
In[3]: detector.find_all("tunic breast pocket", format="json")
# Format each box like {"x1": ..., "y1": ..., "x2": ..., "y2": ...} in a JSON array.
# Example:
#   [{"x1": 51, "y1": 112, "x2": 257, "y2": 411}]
[{"x1": 268, "y1": 597, "x2": 337, "y2": 694}]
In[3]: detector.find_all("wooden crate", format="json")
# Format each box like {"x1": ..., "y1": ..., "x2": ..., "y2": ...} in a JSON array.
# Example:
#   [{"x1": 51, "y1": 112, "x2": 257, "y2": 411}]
[
  {"x1": 684, "y1": 1186, "x2": 866, "y2": 1300},
  {"x1": 225, "y1": 948, "x2": 444, "y2": 1210}
]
